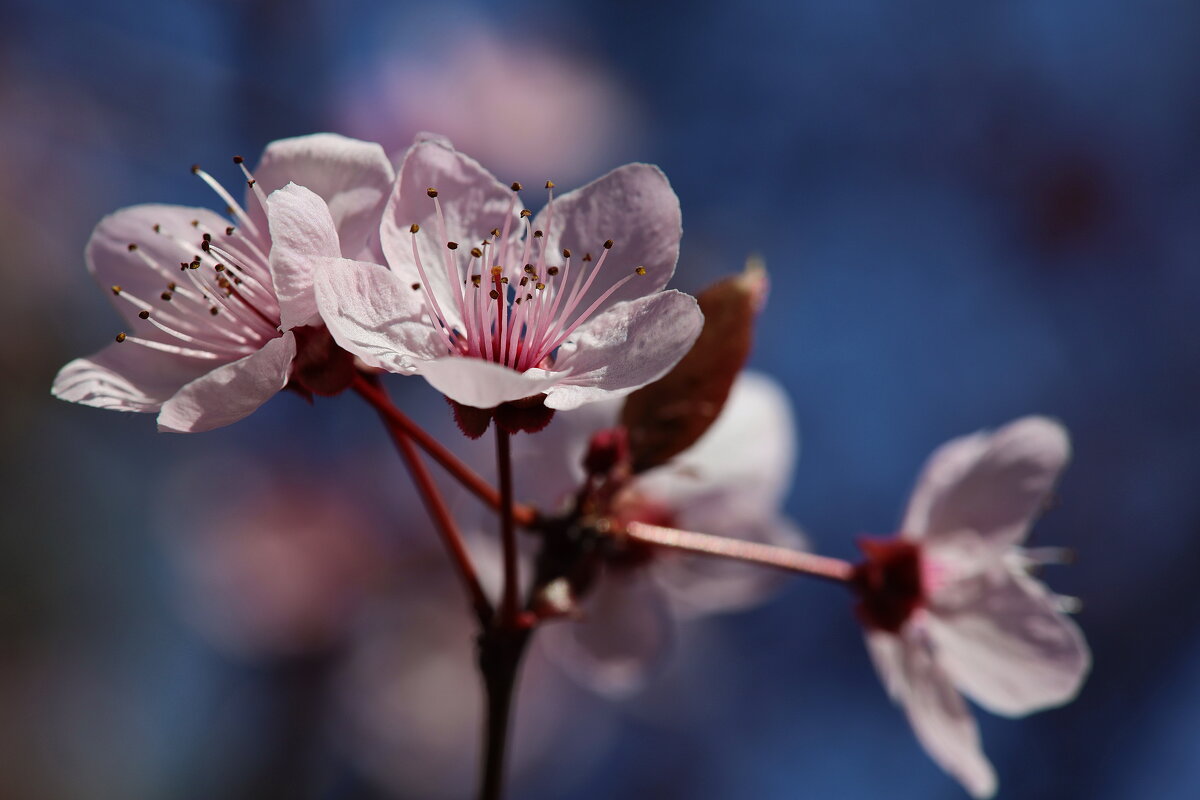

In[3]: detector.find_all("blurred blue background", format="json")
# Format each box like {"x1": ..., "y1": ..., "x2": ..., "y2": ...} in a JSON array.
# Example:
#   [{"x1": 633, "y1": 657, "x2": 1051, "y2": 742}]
[{"x1": 3, "y1": 0, "x2": 1198, "y2": 798}]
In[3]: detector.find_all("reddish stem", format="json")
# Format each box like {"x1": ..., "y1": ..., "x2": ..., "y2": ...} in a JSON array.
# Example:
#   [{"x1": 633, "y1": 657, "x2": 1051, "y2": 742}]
[
  {"x1": 354, "y1": 378, "x2": 492, "y2": 622},
  {"x1": 495, "y1": 427, "x2": 521, "y2": 627},
  {"x1": 352, "y1": 374, "x2": 536, "y2": 527},
  {"x1": 625, "y1": 521, "x2": 855, "y2": 583}
]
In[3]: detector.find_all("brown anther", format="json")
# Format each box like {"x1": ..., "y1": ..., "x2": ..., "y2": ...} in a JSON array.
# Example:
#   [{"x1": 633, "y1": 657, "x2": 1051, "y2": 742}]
[
  {"x1": 127, "y1": 243, "x2": 138, "y2": 251},
  {"x1": 545, "y1": 180, "x2": 555, "y2": 189},
  {"x1": 491, "y1": 266, "x2": 503, "y2": 276},
  {"x1": 226, "y1": 206, "x2": 235, "y2": 215},
  {"x1": 209, "y1": 307, "x2": 219, "y2": 316},
  {"x1": 535, "y1": 282, "x2": 546, "y2": 290},
  {"x1": 511, "y1": 181, "x2": 522, "y2": 191},
  {"x1": 489, "y1": 289, "x2": 500, "y2": 300},
  {"x1": 534, "y1": 230, "x2": 544, "y2": 238},
  {"x1": 447, "y1": 241, "x2": 459, "y2": 250},
  {"x1": 583, "y1": 253, "x2": 593, "y2": 262},
  {"x1": 190, "y1": 219, "x2": 199, "y2": 227},
  {"x1": 153, "y1": 224, "x2": 161, "y2": 233},
  {"x1": 138, "y1": 310, "x2": 150, "y2": 320},
  {"x1": 411, "y1": 282, "x2": 421, "y2": 291},
  {"x1": 519, "y1": 277, "x2": 528, "y2": 286},
  {"x1": 470, "y1": 247, "x2": 483, "y2": 258},
  {"x1": 562, "y1": 248, "x2": 572, "y2": 258},
  {"x1": 520, "y1": 209, "x2": 532, "y2": 218},
  {"x1": 246, "y1": 179, "x2": 256, "y2": 188},
  {"x1": 500, "y1": 277, "x2": 509, "y2": 284},
  {"x1": 426, "y1": 187, "x2": 439, "y2": 197},
  {"x1": 410, "y1": 223, "x2": 420, "y2": 234},
  {"x1": 191, "y1": 164, "x2": 201, "y2": 174},
  {"x1": 189, "y1": 261, "x2": 200, "y2": 270},
  {"x1": 524, "y1": 264, "x2": 536, "y2": 274},
  {"x1": 111, "y1": 285, "x2": 121, "y2": 295},
  {"x1": 215, "y1": 264, "x2": 226, "y2": 272},
  {"x1": 115, "y1": 332, "x2": 127, "y2": 343},
  {"x1": 161, "y1": 291, "x2": 173, "y2": 301},
  {"x1": 604, "y1": 239, "x2": 614, "y2": 249},
  {"x1": 202, "y1": 233, "x2": 212, "y2": 242},
  {"x1": 547, "y1": 266, "x2": 560, "y2": 276},
  {"x1": 201, "y1": 241, "x2": 211, "y2": 252},
  {"x1": 225, "y1": 226, "x2": 235, "y2": 236},
  {"x1": 491, "y1": 228, "x2": 501, "y2": 238},
  {"x1": 167, "y1": 282, "x2": 177, "y2": 291},
  {"x1": 180, "y1": 262, "x2": 189, "y2": 270},
  {"x1": 635, "y1": 266, "x2": 647, "y2": 275},
  {"x1": 233, "y1": 155, "x2": 245, "y2": 164},
  {"x1": 471, "y1": 274, "x2": 482, "y2": 286}
]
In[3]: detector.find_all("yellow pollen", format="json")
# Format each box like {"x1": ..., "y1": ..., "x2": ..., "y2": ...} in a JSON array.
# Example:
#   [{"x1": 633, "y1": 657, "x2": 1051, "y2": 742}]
[{"x1": 426, "y1": 187, "x2": 438, "y2": 197}]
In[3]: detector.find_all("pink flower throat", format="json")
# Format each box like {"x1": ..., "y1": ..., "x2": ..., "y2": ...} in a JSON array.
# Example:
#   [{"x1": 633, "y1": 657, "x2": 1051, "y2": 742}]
[
  {"x1": 408, "y1": 181, "x2": 647, "y2": 372},
  {"x1": 111, "y1": 160, "x2": 283, "y2": 360}
]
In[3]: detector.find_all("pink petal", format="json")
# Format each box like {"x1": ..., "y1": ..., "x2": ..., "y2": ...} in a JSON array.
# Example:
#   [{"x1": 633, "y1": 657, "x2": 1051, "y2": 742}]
[
  {"x1": 926, "y1": 568, "x2": 1090, "y2": 717},
  {"x1": 249, "y1": 133, "x2": 395, "y2": 261},
  {"x1": 636, "y1": 371, "x2": 797, "y2": 515},
  {"x1": 52, "y1": 342, "x2": 213, "y2": 413},
  {"x1": 416, "y1": 358, "x2": 561, "y2": 409},
  {"x1": 313, "y1": 257, "x2": 443, "y2": 373},
  {"x1": 538, "y1": 568, "x2": 673, "y2": 697},
  {"x1": 87, "y1": 204, "x2": 231, "y2": 330},
  {"x1": 380, "y1": 139, "x2": 519, "y2": 329},
  {"x1": 866, "y1": 629, "x2": 998, "y2": 799},
  {"x1": 532, "y1": 163, "x2": 681, "y2": 319},
  {"x1": 545, "y1": 290, "x2": 703, "y2": 411},
  {"x1": 510, "y1": 397, "x2": 621, "y2": 509},
  {"x1": 267, "y1": 184, "x2": 342, "y2": 331},
  {"x1": 902, "y1": 416, "x2": 1071, "y2": 553},
  {"x1": 157, "y1": 332, "x2": 296, "y2": 433}
]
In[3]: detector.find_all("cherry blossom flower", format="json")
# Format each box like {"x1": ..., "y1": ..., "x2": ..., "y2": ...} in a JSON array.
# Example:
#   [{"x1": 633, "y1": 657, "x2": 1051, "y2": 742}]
[
  {"x1": 52, "y1": 133, "x2": 394, "y2": 432},
  {"x1": 313, "y1": 137, "x2": 703, "y2": 422},
  {"x1": 852, "y1": 416, "x2": 1091, "y2": 798},
  {"x1": 520, "y1": 371, "x2": 804, "y2": 694}
]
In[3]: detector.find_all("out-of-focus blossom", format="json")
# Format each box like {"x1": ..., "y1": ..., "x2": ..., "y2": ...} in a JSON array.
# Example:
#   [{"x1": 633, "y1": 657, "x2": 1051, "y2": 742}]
[
  {"x1": 333, "y1": 562, "x2": 614, "y2": 799},
  {"x1": 852, "y1": 416, "x2": 1090, "y2": 798},
  {"x1": 337, "y1": 25, "x2": 640, "y2": 185},
  {"x1": 315, "y1": 137, "x2": 703, "y2": 420},
  {"x1": 157, "y1": 456, "x2": 390, "y2": 659},
  {"x1": 522, "y1": 371, "x2": 803, "y2": 694},
  {"x1": 52, "y1": 134, "x2": 394, "y2": 432}
]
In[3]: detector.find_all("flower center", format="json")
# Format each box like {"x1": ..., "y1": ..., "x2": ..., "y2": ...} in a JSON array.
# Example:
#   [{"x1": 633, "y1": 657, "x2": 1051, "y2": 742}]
[
  {"x1": 851, "y1": 537, "x2": 925, "y2": 633},
  {"x1": 111, "y1": 160, "x2": 282, "y2": 360},
  {"x1": 408, "y1": 181, "x2": 646, "y2": 372}
]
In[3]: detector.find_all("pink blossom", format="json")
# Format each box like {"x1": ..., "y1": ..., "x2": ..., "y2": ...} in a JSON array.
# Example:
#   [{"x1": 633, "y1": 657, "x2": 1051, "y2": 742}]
[
  {"x1": 313, "y1": 137, "x2": 703, "y2": 415},
  {"x1": 853, "y1": 416, "x2": 1091, "y2": 798},
  {"x1": 521, "y1": 372, "x2": 804, "y2": 694},
  {"x1": 51, "y1": 133, "x2": 394, "y2": 432}
]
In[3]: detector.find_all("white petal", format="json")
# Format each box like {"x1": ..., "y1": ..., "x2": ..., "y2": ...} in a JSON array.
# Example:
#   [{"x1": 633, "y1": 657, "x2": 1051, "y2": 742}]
[
  {"x1": 87, "y1": 204, "x2": 232, "y2": 331},
  {"x1": 249, "y1": 133, "x2": 395, "y2": 261},
  {"x1": 902, "y1": 416, "x2": 1071, "y2": 553},
  {"x1": 52, "y1": 342, "x2": 213, "y2": 413},
  {"x1": 267, "y1": 184, "x2": 342, "y2": 331},
  {"x1": 416, "y1": 358, "x2": 562, "y2": 409},
  {"x1": 380, "y1": 139, "x2": 519, "y2": 330},
  {"x1": 635, "y1": 371, "x2": 797, "y2": 514},
  {"x1": 510, "y1": 396, "x2": 622, "y2": 510},
  {"x1": 157, "y1": 332, "x2": 296, "y2": 433},
  {"x1": 539, "y1": 569, "x2": 673, "y2": 697},
  {"x1": 313, "y1": 257, "x2": 443, "y2": 374},
  {"x1": 866, "y1": 629, "x2": 998, "y2": 799},
  {"x1": 926, "y1": 568, "x2": 1090, "y2": 717},
  {"x1": 533, "y1": 163, "x2": 681, "y2": 319},
  {"x1": 545, "y1": 290, "x2": 703, "y2": 411}
]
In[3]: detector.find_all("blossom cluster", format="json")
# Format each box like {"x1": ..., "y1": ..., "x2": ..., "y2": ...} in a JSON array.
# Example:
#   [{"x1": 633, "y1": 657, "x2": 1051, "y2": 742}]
[{"x1": 53, "y1": 133, "x2": 1090, "y2": 799}]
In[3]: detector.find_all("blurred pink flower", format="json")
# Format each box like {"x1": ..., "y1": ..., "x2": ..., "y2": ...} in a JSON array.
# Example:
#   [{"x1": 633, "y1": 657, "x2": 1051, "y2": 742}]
[
  {"x1": 315, "y1": 137, "x2": 703, "y2": 414},
  {"x1": 52, "y1": 134, "x2": 394, "y2": 432},
  {"x1": 158, "y1": 456, "x2": 389, "y2": 659},
  {"x1": 337, "y1": 25, "x2": 640, "y2": 185},
  {"x1": 520, "y1": 371, "x2": 804, "y2": 694},
  {"x1": 853, "y1": 416, "x2": 1091, "y2": 799}
]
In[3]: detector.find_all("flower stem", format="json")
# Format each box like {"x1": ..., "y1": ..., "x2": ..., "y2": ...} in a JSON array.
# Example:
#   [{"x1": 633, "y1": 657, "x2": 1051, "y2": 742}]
[
  {"x1": 477, "y1": 625, "x2": 531, "y2": 800},
  {"x1": 625, "y1": 521, "x2": 855, "y2": 583},
  {"x1": 495, "y1": 427, "x2": 521, "y2": 627},
  {"x1": 354, "y1": 377, "x2": 492, "y2": 622},
  {"x1": 351, "y1": 374, "x2": 537, "y2": 527}
]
